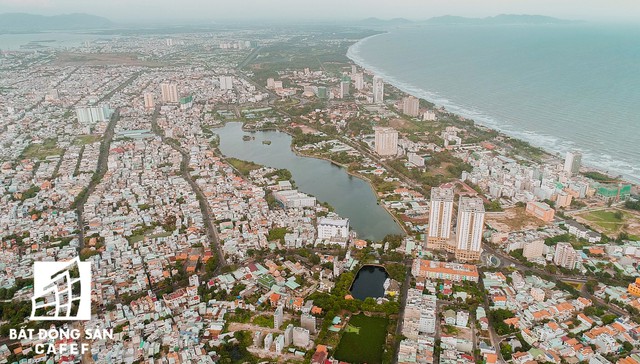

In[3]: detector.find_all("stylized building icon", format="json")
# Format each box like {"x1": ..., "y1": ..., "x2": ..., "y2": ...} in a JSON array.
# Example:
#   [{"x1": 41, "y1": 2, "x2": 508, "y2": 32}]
[{"x1": 30, "y1": 257, "x2": 91, "y2": 321}]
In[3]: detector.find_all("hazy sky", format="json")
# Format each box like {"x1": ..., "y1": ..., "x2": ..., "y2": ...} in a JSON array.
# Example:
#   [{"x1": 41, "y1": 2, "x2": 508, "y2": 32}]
[{"x1": 1, "y1": 0, "x2": 640, "y2": 22}]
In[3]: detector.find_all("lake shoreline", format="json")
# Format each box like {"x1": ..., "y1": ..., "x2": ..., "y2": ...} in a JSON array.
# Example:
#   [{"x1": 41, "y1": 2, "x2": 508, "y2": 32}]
[
  {"x1": 250, "y1": 124, "x2": 408, "y2": 236},
  {"x1": 214, "y1": 122, "x2": 405, "y2": 240}
]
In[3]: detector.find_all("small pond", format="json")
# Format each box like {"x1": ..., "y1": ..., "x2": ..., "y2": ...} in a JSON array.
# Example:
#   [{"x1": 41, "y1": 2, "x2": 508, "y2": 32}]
[{"x1": 349, "y1": 265, "x2": 389, "y2": 300}]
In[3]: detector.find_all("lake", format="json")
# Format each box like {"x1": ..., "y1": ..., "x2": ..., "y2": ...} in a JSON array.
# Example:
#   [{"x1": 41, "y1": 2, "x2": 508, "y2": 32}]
[{"x1": 214, "y1": 122, "x2": 403, "y2": 241}]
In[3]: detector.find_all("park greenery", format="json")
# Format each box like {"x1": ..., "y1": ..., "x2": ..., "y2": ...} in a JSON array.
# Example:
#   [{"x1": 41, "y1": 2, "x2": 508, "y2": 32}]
[
  {"x1": 583, "y1": 171, "x2": 618, "y2": 182},
  {"x1": 226, "y1": 157, "x2": 261, "y2": 176},
  {"x1": 21, "y1": 138, "x2": 64, "y2": 159},
  {"x1": 308, "y1": 271, "x2": 400, "y2": 323},
  {"x1": 625, "y1": 199, "x2": 640, "y2": 211},
  {"x1": 267, "y1": 227, "x2": 289, "y2": 243},
  {"x1": 489, "y1": 308, "x2": 517, "y2": 336},
  {"x1": 333, "y1": 313, "x2": 389, "y2": 364}
]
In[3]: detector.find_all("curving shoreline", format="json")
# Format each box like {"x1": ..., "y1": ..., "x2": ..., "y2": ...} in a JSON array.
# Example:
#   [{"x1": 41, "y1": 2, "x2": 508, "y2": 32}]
[
  {"x1": 287, "y1": 139, "x2": 408, "y2": 236},
  {"x1": 346, "y1": 31, "x2": 639, "y2": 187},
  {"x1": 259, "y1": 125, "x2": 409, "y2": 235},
  {"x1": 214, "y1": 122, "x2": 407, "y2": 238}
]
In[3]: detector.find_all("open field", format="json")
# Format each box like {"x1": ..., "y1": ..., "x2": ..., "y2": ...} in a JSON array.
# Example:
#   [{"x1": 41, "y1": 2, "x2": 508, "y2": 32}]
[
  {"x1": 54, "y1": 52, "x2": 165, "y2": 66},
  {"x1": 21, "y1": 139, "x2": 64, "y2": 159},
  {"x1": 128, "y1": 230, "x2": 172, "y2": 244},
  {"x1": 333, "y1": 314, "x2": 388, "y2": 364},
  {"x1": 389, "y1": 117, "x2": 416, "y2": 131},
  {"x1": 575, "y1": 208, "x2": 640, "y2": 238},
  {"x1": 226, "y1": 157, "x2": 262, "y2": 176},
  {"x1": 485, "y1": 206, "x2": 548, "y2": 232},
  {"x1": 74, "y1": 134, "x2": 101, "y2": 145}
]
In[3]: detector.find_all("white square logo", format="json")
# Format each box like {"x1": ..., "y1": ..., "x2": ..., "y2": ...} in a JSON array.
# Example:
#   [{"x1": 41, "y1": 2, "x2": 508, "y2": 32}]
[{"x1": 30, "y1": 257, "x2": 92, "y2": 321}]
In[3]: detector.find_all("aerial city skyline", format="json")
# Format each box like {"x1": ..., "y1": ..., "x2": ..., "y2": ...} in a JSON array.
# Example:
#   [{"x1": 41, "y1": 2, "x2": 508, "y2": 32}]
[{"x1": 0, "y1": 2, "x2": 639, "y2": 364}]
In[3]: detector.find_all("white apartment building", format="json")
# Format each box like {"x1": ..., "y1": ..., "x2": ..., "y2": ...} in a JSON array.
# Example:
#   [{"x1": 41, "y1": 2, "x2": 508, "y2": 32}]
[
  {"x1": 427, "y1": 186, "x2": 454, "y2": 250},
  {"x1": 407, "y1": 152, "x2": 425, "y2": 167},
  {"x1": 403, "y1": 96, "x2": 420, "y2": 117},
  {"x1": 423, "y1": 110, "x2": 437, "y2": 121},
  {"x1": 564, "y1": 151, "x2": 582, "y2": 176},
  {"x1": 523, "y1": 239, "x2": 545, "y2": 259},
  {"x1": 340, "y1": 80, "x2": 350, "y2": 98},
  {"x1": 373, "y1": 76, "x2": 384, "y2": 104},
  {"x1": 354, "y1": 73, "x2": 364, "y2": 90},
  {"x1": 219, "y1": 75, "x2": 234, "y2": 90},
  {"x1": 317, "y1": 217, "x2": 349, "y2": 240},
  {"x1": 76, "y1": 104, "x2": 112, "y2": 124},
  {"x1": 292, "y1": 327, "x2": 310, "y2": 348},
  {"x1": 554, "y1": 242, "x2": 579, "y2": 270},
  {"x1": 374, "y1": 126, "x2": 398, "y2": 156},
  {"x1": 272, "y1": 189, "x2": 316, "y2": 208},
  {"x1": 143, "y1": 92, "x2": 155, "y2": 109},
  {"x1": 160, "y1": 82, "x2": 178, "y2": 103},
  {"x1": 419, "y1": 310, "x2": 437, "y2": 334},
  {"x1": 274, "y1": 305, "x2": 283, "y2": 329},
  {"x1": 455, "y1": 197, "x2": 485, "y2": 261}
]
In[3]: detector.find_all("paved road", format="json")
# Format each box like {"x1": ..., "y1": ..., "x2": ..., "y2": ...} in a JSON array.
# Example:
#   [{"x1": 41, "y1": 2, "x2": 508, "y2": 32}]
[
  {"x1": 477, "y1": 271, "x2": 506, "y2": 363},
  {"x1": 392, "y1": 258, "x2": 413, "y2": 364},
  {"x1": 471, "y1": 313, "x2": 478, "y2": 362},
  {"x1": 482, "y1": 243, "x2": 628, "y2": 317},
  {"x1": 482, "y1": 243, "x2": 588, "y2": 283},
  {"x1": 236, "y1": 46, "x2": 262, "y2": 71},
  {"x1": 74, "y1": 109, "x2": 120, "y2": 247},
  {"x1": 341, "y1": 134, "x2": 426, "y2": 196},
  {"x1": 150, "y1": 107, "x2": 228, "y2": 271},
  {"x1": 75, "y1": 71, "x2": 142, "y2": 247}
]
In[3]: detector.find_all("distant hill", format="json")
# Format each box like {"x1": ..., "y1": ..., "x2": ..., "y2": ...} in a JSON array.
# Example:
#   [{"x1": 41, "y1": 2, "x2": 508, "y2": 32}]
[
  {"x1": 0, "y1": 13, "x2": 113, "y2": 32},
  {"x1": 360, "y1": 17, "x2": 413, "y2": 26},
  {"x1": 425, "y1": 14, "x2": 579, "y2": 25}
]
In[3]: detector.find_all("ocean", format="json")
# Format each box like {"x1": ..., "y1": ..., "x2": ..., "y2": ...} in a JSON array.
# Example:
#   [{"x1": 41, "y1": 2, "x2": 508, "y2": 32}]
[{"x1": 348, "y1": 23, "x2": 640, "y2": 184}]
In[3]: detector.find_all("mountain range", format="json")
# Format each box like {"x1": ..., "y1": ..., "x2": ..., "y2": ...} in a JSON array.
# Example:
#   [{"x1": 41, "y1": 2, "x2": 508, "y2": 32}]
[
  {"x1": 0, "y1": 13, "x2": 577, "y2": 33},
  {"x1": 360, "y1": 14, "x2": 578, "y2": 26}
]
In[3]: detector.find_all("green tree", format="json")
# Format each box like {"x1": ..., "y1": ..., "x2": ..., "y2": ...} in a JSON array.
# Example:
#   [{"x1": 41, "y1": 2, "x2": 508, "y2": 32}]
[{"x1": 601, "y1": 314, "x2": 617, "y2": 325}]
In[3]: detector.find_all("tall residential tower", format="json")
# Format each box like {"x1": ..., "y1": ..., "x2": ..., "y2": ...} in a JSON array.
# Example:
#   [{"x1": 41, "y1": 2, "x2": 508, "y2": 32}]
[
  {"x1": 374, "y1": 126, "x2": 398, "y2": 156},
  {"x1": 403, "y1": 96, "x2": 420, "y2": 117},
  {"x1": 455, "y1": 197, "x2": 485, "y2": 261},
  {"x1": 427, "y1": 186, "x2": 454, "y2": 250},
  {"x1": 373, "y1": 76, "x2": 384, "y2": 104},
  {"x1": 160, "y1": 82, "x2": 178, "y2": 103},
  {"x1": 564, "y1": 151, "x2": 582, "y2": 176}
]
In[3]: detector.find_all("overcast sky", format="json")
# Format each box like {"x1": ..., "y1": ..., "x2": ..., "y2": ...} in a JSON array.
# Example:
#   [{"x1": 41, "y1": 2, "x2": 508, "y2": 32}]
[{"x1": 1, "y1": 0, "x2": 639, "y2": 23}]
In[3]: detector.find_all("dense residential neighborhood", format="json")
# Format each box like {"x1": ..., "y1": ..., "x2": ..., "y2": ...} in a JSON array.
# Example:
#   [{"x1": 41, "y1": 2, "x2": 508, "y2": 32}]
[{"x1": 1, "y1": 20, "x2": 640, "y2": 364}]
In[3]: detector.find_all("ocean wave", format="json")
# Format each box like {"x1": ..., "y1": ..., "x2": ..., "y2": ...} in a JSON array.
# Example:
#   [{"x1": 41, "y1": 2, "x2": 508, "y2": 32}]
[{"x1": 347, "y1": 35, "x2": 640, "y2": 184}]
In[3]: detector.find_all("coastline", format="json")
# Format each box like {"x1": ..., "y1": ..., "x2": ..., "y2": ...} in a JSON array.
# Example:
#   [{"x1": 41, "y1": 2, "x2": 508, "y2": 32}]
[{"x1": 346, "y1": 31, "x2": 639, "y2": 187}]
